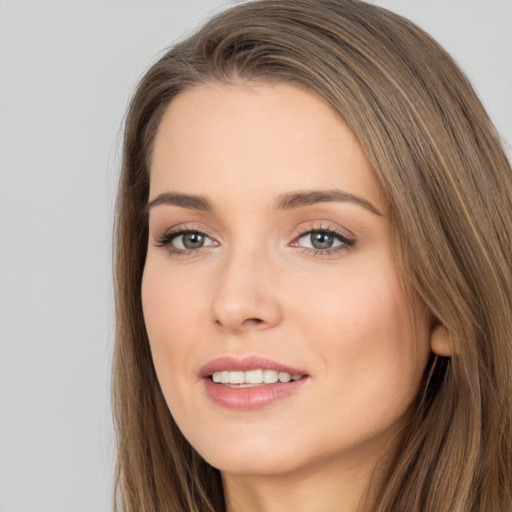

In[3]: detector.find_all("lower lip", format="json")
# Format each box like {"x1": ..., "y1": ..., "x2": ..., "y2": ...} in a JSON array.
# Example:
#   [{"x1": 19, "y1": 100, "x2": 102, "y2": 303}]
[{"x1": 203, "y1": 377, "x2": 308, "y2": 410}]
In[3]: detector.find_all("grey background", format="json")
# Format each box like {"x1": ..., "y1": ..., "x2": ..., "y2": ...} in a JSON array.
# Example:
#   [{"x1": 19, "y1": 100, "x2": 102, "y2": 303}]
[{"x1": 0, "y1": 1, "x2": 510, "y2": 511}]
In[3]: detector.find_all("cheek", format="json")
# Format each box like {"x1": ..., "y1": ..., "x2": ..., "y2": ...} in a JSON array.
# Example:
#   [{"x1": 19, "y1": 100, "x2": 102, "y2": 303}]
[
  {"x1": 141, "y1": 264, "x2": 202, "y2": 383},
  {"x1": 141, "y1": 262, "x2": 213, "y2": 440},
  {"x1": 294, "y1": 265, "x2": 430, "y2": 404}
]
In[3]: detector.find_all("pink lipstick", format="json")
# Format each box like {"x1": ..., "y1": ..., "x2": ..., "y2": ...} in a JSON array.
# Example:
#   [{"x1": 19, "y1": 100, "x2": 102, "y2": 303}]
[{"x1": 200, "y1": 356, "x2": 308, "y2": 410}]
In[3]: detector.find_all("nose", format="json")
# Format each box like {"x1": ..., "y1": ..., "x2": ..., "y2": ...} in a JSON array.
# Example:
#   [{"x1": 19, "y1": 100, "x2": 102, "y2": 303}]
[{"x1": 209, "y1": 247, "x2": 283, "y2": 333}]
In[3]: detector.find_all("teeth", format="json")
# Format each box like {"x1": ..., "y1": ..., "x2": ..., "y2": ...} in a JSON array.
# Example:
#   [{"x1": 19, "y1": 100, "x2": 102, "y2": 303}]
[
  {"x1": 278, "y1": 372, "x2": 291, "y2": 383},
  {"x1": 263, "y1": 369, "x2": 279, "y2": 383},
  {"x1": 245, "y1": 369, "x2": 263, "y2": 384},
  {"x1": 211, "y1": 369, "x2": 304, "y2": 386},
  {"x1": 229, "y1": 371, "x2": 245, "y2": 384}
]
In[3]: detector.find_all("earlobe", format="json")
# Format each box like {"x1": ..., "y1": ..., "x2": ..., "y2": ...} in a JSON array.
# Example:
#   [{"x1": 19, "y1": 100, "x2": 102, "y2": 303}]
[{"x1": 430, "y1": 324, "x2": 452, "y2": 357}]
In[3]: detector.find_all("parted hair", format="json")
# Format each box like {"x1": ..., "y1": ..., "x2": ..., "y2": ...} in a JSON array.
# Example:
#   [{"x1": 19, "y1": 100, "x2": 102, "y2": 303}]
[{"x1": 113, "y1": 1, "x2": 512, "y2": 510}]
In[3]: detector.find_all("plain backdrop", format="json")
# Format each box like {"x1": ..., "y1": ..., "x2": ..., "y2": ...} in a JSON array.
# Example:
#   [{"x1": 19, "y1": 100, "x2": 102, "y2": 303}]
[{"x1": 0, "y1": 1, "x2": 510, "y2": 511}]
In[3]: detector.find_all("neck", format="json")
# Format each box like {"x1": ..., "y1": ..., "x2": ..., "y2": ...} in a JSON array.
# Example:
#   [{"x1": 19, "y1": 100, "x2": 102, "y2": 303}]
[{"x1": 222, "y1": 449, "x2": 388, "y2": 512}]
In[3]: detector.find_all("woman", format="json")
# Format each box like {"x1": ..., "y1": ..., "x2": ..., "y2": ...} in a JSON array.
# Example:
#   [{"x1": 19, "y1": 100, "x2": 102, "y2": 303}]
[{"x1": 112, "y1": 1, "x2": 512, "y2": 510}]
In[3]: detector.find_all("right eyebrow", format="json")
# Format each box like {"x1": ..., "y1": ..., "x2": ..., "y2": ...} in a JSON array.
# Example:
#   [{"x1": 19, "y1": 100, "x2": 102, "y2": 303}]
[
  {"x1": 146, "y1": 192, "x2": 212, "y2": 213},
  {"x1": 273, "y1": 189, "x2": 383, "y2": 216}
]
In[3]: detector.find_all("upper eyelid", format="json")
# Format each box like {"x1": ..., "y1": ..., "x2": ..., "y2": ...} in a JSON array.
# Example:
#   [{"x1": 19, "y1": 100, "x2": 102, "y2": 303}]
[
  {"x1": 154, "y1": 227, "x2": 215, "y2": 244},
  {"x1": 153, "y1": 224, "x2": 217, "y2": 240},
  {"x1": 293, "y1": 222, "x2": 355, "y2": 239}
]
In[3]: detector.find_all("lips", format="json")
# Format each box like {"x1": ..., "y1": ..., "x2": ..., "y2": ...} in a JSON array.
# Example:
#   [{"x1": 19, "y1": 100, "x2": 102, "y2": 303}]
[{"x1": 199, "y1": 356, "x2": 309, "y2": 410}]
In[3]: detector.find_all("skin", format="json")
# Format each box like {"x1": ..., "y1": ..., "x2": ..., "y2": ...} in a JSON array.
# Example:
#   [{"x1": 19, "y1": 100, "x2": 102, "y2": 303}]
[{"x1": 142, "y1": 82, "x2": 446, "y2": 512}]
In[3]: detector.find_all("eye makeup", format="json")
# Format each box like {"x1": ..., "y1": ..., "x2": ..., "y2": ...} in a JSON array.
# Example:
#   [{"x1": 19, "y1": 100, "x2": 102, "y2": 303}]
[
  {"x1": 154, "y1": 225, "x2": 218, "y2": 257},
  {"x1": 290, "y1": 223, "x2": 356, "y2": 258},
  {"x1": 152, "y1": 220, "x2": 356, "y2": 259}
]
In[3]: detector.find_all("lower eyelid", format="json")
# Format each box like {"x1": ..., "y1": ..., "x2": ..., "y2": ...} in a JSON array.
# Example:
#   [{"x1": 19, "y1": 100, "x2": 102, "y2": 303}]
[{"x1": 300, "y1": 245, "x2": 351, "y2": 257}]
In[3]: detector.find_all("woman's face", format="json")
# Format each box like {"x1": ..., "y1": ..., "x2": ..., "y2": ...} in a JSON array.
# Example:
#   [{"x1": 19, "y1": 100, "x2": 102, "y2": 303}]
[{"x1": 142, "y1": 82, "x2": 433, "y2": 478}]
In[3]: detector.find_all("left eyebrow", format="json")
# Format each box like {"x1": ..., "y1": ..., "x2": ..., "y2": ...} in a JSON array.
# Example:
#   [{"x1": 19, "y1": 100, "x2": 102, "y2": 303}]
[
  {"x1": 146, "y1": 192, "x2": 212, "y2": 213},
  {"x1": 273, "y1": 189, "x2": 383, "y2": 216}
]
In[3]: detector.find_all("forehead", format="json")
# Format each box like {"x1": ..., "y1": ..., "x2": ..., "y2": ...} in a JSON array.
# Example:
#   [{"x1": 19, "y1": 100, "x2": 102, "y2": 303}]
[{"x1": 150, "y1": 81, "x2": 386, "y2": 212}]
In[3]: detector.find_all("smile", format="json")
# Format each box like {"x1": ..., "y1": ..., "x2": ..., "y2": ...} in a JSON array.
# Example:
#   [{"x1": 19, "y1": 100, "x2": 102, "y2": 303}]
[
  {"x1": 201, "y1": 356, "x2": 309, "y2": 410},
  {"x1": 211, "y1": 369, "x2": 304, "y2": 386}
]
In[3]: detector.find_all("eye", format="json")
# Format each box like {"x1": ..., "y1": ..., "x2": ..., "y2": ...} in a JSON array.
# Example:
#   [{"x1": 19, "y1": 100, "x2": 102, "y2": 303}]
[
  {"x1": 172, "y1": 231, "x2": 213, "y2": 250},
  {"x1": 293, "y1": 228, "x2": 355, "y2": 253},
  {"x1": 299, "y1": 230, "x2": 340, "y2": 250},
  {"x1": 155, "y1": 229, "x2": 217, "y2": 253}
]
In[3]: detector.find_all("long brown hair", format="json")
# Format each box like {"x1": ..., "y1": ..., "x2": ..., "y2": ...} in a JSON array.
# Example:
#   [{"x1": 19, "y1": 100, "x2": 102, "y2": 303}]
[{"x1": 113, "y1": 1, "x2": 512, "y2": 510}]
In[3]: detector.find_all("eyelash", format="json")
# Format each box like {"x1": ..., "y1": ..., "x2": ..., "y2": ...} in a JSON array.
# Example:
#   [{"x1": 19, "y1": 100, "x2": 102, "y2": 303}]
[
  {"x1": 292, "y1": 225, "x2": 356, "y2": 257},
  {"x1": 154, "y1": 224, "x2": 356, "y2": 257},
  {"x1": 154, "y1": 226, "x2": 215, "y2": 257}
]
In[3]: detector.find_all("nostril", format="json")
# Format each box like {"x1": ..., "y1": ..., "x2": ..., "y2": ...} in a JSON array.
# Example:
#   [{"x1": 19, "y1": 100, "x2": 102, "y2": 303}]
[
  {"x1": 246, "y1": 318, "x2": 264, "y2": 324},
  {"x1": 214, "y1": 317, "x2": 264, "y2": 328}
]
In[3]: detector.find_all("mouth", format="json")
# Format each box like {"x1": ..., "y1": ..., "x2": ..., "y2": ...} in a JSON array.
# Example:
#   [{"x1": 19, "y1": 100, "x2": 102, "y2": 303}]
[
  {"x1": 210, "y1": 369, "x2": 305, "y2": 387},
  {"x1": 200, "y1": 356, "x2": 309, "y2": 410}
]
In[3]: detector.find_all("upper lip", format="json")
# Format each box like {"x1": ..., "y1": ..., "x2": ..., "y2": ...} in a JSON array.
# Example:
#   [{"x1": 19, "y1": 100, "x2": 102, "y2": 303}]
[{"x1": 199, "y1": 355, "x2": 308, "y2": 378}]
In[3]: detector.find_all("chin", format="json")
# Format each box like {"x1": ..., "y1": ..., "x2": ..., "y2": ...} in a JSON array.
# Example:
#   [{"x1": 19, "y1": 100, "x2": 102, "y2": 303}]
[
  {"x1": 189, "y1": 429, "x2": 310, "y2": 476},
  {"x1": 204, "y1": 451, "x2": 304, "y2": 477}
]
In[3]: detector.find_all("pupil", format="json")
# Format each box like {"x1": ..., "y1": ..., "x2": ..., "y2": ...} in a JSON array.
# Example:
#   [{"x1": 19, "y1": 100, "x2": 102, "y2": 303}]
[
  {"x1": 183, "y1": 232, "x2": 204, "y2": 249},
  {"x1": 311, "y1": 231, "x2": 333, "y2": 249}
]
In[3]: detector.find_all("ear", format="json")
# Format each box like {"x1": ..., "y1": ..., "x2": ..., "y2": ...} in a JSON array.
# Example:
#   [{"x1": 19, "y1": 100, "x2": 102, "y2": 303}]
[{"x1": 430, "y1": 324, "x2": 452, "y2": 357}]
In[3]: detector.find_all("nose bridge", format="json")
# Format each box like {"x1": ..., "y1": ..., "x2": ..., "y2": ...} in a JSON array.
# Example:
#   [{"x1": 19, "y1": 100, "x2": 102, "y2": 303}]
[{"x1": 210, "y1": 238, "x2": 282, "y2": 331}]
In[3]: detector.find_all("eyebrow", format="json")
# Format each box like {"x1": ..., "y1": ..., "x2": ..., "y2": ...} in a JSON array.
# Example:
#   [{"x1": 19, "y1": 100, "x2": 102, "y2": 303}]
[
  {"x1": 274, "y1": 190, "x2": 382, "y2": 216},
  {"x1": 146, "y1": 189, "x2": 382, "y2": 216},
  {"x1": 146, "y1": 192, "x2": 212, "y2": 212}
]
